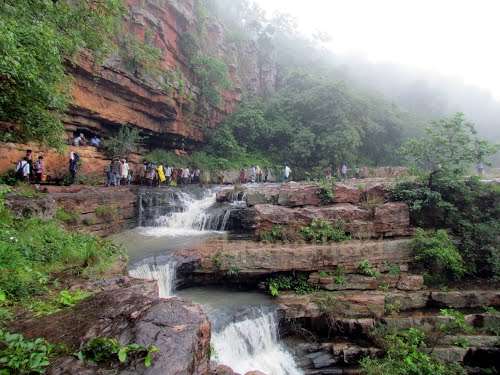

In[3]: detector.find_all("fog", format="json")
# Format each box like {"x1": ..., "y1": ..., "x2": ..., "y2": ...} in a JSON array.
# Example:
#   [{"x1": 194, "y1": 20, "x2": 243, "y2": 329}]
[{"x1": 253, "y1": 0, "x2": 500, "y2": 141}]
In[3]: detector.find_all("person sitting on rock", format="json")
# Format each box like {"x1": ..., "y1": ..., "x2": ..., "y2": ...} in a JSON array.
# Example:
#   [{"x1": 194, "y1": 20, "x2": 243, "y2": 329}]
[
  {"x1": 90, "y1": 135, "x2": 101, "y2": 148},
  {"x1": 73, "y1": 133, "x2": 87, "y2": 146}
]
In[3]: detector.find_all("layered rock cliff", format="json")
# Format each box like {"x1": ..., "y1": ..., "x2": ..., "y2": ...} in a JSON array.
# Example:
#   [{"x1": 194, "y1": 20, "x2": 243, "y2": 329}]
[{"x1": 66, "y1": 0, "x2": 276, "y2": 149}]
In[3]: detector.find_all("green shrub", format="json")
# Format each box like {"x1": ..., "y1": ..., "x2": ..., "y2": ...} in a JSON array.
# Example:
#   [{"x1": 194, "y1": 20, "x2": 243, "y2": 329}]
[
  {"x1": 0, "y1": 330, "x2": 54, "y2": 374},
  {"x1": 102, "y1": 126, "x2": 143, "y2": 159},
  {"x1": 300, "y1": 219, "x2": 350, "y2": 243},
  {"x1": 411, "y1": 229, "x2": 465, "y2": 285},
  {"x1": 357, "y1": 260, "x2": 380, "y2": 278},
  {"x1": 55, "y1": 208, "x2": 79, "y2": 224},
  {"x1": 267, "y1": 274, "x2": 316, "y2": 297},
  {"x1": 77, "y1": 337, "x2": 159, "y2": 368},
  {"x1": 192, "y1": 54, "x2": 231, "y2": 106},
  {"x1": 391, "y1": 176, "x2": 500, "y2": 279},
  {"x1": 316, "y1": 179, "x2": 335, "y2": 205},
  {"x1": 95, "y1": 204, "x2": 119, "y2": 222},
  {"x1": 438, "y1": 309, "x2": 473, "y2": 334},
  {"x1": 58, "y1": 289, "x2": 91, "y2": 307},
  {"x1": 0, "y1": 190, "x2": 123, "y2": 300},
  {"x1": 260, "y1": 225, "x2": 286, "y2": 242},
  {"x1": 360, "y1": 328, "x2": 465, "y2": 375}
]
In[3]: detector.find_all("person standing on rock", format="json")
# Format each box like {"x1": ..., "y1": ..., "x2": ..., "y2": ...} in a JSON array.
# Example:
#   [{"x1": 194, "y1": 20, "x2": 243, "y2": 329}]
[
  {"x1": 283, "y1": 164, "x2": 291, "y2": 182},
  {"x1": 341, "y1": 163, "x2": 348, "y2": 181},
  {"x1": 15, "y1": 157, "x2": 30, "y2": 182},
  {"x1": 264, "y1": 167, "x2": 269, "y2": 182},
  {"x1": 34, "y1": 155, "x2": 45, "y2": 183},
  {"x1": 69, "y1": 152, "x2": 79, "y2": 185},
  {"x1": 239, "y1": 169, "x2": 246, "y2": 184},
  {"x1": 157, "y1": 163, "x2": 166, "y2": 185},
  {"x1": 165, "y1": 165, "x2": 172, "y2": 185},
  {"x1": 256, "y1": 165, "x2": 262, "y2": 183},
  {"x1": 250, "y1": 165, "x2": 257, "y2": 183},
  {"x1": 121, "y1": 159, "x2": 130, "y2": 185}
]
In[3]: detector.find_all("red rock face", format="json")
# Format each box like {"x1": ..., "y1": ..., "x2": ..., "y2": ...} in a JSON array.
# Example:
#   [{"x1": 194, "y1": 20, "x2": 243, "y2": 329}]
[{"x1": 65, "y1": 0, "x2": 260, "y2": 148}]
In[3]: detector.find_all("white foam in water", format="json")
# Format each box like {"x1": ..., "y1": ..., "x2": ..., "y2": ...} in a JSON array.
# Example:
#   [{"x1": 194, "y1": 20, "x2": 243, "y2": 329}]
[
  {"x1": 140, "y1": 191, "x2": 224, "y2": 237},
  {"x1": 212, "y1": 311, "x2": 302, "y2": 375},
  {"x1": 129, "y1": 263, "x2": 175, "y2": 298}
]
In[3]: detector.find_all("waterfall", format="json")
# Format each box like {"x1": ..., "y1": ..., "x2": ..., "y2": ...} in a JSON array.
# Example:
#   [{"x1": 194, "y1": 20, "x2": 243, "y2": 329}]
[
  {"x1": 129, "y1": 262, "x2": 176, "y2": 298},
  {"x1": 139, "y1": 188, "x2": 234, "y2": 236},
  {"x1": 220, "y1": 209, "x2": 232, "y2": 231},
  {"x1": 212, "y1": 309, "x2": 302, "y2": 375}
]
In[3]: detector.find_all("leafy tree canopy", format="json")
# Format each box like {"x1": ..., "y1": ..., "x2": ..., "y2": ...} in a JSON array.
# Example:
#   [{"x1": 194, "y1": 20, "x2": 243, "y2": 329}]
[
  {"x1": 0, "y1": 0, "x2": 124, "y2": 148},
  {"x1": 400, "y1": 112, "x2": 498, "y2": 176}
]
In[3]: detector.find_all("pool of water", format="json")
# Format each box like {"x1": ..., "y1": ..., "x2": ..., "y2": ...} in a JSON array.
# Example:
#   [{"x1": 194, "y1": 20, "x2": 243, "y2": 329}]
[{"x1": 111, "y1": 227, "x2": 225, "y2": 264}]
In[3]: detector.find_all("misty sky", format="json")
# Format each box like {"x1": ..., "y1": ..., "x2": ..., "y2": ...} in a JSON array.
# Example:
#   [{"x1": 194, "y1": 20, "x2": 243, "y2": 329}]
[{"x1": 254, "y1": 0, "x2": 500, "y2": 100}]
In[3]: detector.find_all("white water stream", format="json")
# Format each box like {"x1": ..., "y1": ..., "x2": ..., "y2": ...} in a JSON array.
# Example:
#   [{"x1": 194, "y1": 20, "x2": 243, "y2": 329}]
[
  {"x1": 128, "y1": 262, "x2": 175, "y2": 298},
  {"x1": 212, "y1": 310, "x2": 302, "y2": 375}
]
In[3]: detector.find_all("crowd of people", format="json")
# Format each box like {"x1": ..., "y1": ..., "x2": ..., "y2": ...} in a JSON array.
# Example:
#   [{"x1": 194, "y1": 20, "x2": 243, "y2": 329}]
[
  {"x1": 13, "y1": 130, "x2": 356, "y2": 187},
  {"x1": 15, "y1": 150, "x2": 46, "y2": 183},
  {"x1": 103, "y1": 159, "x2": 203, "y2": 187}
]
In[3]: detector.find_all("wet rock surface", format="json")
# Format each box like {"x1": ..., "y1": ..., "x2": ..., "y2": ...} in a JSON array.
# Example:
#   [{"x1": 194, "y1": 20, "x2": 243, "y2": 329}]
[{"x1": 13, "y1": 279, "x2": 211, "y2": 375}]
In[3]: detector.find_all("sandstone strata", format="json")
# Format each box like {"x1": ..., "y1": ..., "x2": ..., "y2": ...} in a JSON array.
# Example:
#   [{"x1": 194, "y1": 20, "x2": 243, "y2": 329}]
[
  {"x1": 6, "y1": 186, "x2": 138, "y2": 236},
  {"x1": 176, "y1": 238, "x2": 413, "y2": 278}
]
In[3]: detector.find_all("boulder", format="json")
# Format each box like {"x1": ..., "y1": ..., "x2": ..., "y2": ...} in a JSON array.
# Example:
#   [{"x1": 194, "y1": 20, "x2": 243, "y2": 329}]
[
  {"x1": 385, "y1": 291, "x2": 430, "y2": 311},
  {"x1": 333, "y1": 184, "x2": 362, "y2": 204},
  {"x1": 374, "y1": 202, "x2": 412, "y2": 237},
  {"x1": 430, "y1": 290, "x2": 500, "y2": 309},
  {"x1": 13, "y1": 280, "x2": 211, "y2": 375},
  {"x1": 277, "y1": 291, "x2": 385, "y2": 319},
  {"x1": 5, "y1": 193, "x2": 56, "y2": 219},
  {"x1": 251, "y1": 201, "x2": 411, "y2": 239},
  {"x1": 430, "y1": 347, "x2": 469, "y2": 363},
  {"x1": 396, "y1": 275, "x2": 424, "y2": 291}
]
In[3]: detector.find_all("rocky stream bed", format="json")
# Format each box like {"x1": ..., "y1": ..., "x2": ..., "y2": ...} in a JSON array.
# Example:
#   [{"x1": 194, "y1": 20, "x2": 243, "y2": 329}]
[{"x1": 6, "y1": 181, "x2": 500, "y2": 374}]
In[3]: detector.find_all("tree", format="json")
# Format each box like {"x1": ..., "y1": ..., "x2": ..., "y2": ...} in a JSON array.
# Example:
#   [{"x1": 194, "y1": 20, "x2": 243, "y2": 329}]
[
  {"x1": 0, "y1": 0, "x2": 124, "y2": 148},
  {"x1": 400, "y1": 113, "x2": 498, "y2": 176},
  {"x1": 102, "y1": 126, "x2": 142, "y2": 158}
]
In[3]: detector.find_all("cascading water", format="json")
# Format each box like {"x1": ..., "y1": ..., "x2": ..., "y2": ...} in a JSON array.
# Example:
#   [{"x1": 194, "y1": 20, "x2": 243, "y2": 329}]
[
  {"x1": 212, "y1": 309, "x2": 302, "y2": 375},
  {"x1": 129, "y1": 261, "x2": 176, "y2": 298},
  {"x1": 138, "y1": 188, "x2": 235, "y2": 236}
]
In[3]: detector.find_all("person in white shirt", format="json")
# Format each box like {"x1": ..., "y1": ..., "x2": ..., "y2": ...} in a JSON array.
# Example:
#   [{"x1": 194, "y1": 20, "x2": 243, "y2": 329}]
[
  {"x1": 182, "y1": 168, "x2": 190, "y2": 184},
  {"x1": 16, "y1": 157, "x2": 30, "y2": 182},
  {"x1": 73, "y1": 133, "x2": 86, "y2": 146},
  {"x1": 121, "y1": 159, "x2": 130, "y2": 185},
  {"x1": 283, "y1": 164, "x2": 291, "y2": 181},
  {"x1": 165, "y1": 165, "x2": 172, "y2": 184},
  {"x1": 250, "y1": 166, "x2": 257, "y2": 183}
]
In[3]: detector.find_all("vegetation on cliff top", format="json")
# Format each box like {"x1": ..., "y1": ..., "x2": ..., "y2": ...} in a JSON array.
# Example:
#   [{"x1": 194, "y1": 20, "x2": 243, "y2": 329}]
[
  {"x1": 0, "y1": 0, "x2": 124, "y2": 148},
  {"x1": 393, "y1": 114, "x2": 500, "y2": 282}
]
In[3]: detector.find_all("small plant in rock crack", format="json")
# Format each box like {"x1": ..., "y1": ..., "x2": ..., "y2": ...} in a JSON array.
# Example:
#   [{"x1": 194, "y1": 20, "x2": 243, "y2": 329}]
[
  {"x1": 267, "y1": 274, "x2": 316, "y2": 297},
  {"x1": 0, "y1": 330, "x2": 55, "y2": 374},
  {"x1": 316, "y1": 178, "x2": 335, "y2": 205},
  {"x1": 384, "y1": 261, "x2": 401, "y2": 277},
  {"x1": 300, "y1": 219, "x2": 350, "y2": 243},
  {"x1": 453, "y1": 337, "x2": 470, "y2": 348},
  {"x1": 226, "y1": 265, "x2": 241, "y2": 278},
  {"x1": 438, "y1": 309, "x2": 473, "y2": 334},
  {"x1": 260, "y1": 225, "x2": 286, "y2": 242},
  {"x1": 77, "y1": 337, "x2": 159, "y2": 368},
  {"x1": 357, "y1": 260, "x2": 380, "y2": 278}
]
